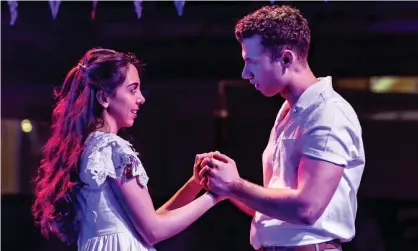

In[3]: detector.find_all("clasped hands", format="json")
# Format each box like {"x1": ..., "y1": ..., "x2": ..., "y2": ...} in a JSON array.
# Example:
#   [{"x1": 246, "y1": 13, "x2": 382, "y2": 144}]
[{"x1": 193, "y1": 151, "x2": 240, "y2": 200}]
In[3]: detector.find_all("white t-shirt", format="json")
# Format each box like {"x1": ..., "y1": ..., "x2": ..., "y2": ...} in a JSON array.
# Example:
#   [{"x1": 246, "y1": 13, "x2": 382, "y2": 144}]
[{"x1": 250, "y1": 76, "x2": 365, "y2": 249}]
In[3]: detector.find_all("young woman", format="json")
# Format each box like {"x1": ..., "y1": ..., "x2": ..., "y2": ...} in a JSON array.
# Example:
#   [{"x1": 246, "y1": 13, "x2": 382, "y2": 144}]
[{"x1": 32, "y1": 48, "x2": 221, "y2": 251}]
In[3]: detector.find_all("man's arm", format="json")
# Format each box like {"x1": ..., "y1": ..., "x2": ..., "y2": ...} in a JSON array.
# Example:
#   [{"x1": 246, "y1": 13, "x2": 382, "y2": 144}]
[
  {"x1": 224, "y1": 104, "x2": 357, "y2": 225},
  {"x1": 227, "y1": 156, "x2": 343, "y2": 225},
  {"x1": 202, "y1": 104, "x2": 359, "y2": 225}
]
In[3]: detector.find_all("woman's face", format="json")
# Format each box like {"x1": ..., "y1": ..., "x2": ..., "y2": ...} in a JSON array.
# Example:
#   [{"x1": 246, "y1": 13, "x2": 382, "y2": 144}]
[{"x1": 101, "y1": 63, "x2": 145, "y2": 132}]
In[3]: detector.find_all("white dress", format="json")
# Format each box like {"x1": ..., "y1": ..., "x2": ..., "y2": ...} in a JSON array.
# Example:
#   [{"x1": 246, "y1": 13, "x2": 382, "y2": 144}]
[{"x1": 76, "y1": 131, "x2": 156, "y2": 251}]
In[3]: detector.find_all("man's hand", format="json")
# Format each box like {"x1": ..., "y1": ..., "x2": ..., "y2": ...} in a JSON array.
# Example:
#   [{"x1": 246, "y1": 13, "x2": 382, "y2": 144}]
[{"x1": 199, "y1": 152, "x2": 240, "y2": 197}]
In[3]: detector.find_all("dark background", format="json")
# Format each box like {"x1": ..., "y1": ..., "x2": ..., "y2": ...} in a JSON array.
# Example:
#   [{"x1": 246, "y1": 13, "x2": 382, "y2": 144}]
[{"x1": 2, "y1": 1, "x2": 418, "y2": 251}]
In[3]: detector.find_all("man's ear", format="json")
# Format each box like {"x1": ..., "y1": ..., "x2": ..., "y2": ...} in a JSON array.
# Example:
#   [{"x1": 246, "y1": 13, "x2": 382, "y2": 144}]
[
  {"x1": 281, "y1": 49, "x2": 294, "y2": 68},
  {"x1": 96, "y1": 90, "x2": 109, "y2": 109}
]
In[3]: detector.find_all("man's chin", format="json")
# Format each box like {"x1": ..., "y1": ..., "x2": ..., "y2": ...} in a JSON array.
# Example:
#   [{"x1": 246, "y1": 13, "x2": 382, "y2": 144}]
[{"x1": 260, "y1": 89, "x2": 278, "y2": 97}]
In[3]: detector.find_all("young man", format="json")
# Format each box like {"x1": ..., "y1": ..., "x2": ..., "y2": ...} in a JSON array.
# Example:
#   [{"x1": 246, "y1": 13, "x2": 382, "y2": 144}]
[{"x1": 197, "y1": 5, "x2": 365, "y2": 251}]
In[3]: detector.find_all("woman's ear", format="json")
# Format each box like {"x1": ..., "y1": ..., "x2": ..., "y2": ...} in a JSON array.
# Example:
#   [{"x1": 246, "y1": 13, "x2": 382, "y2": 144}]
[{"x1": 96, "y1": 90, "x2": 109, "y2": 109}]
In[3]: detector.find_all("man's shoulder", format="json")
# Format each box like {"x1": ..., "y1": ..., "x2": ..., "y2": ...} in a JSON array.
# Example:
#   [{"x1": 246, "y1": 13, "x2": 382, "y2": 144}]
[
  {"x1": 308, "y1": 87, "x2": 357, "y2": 115},
  {"x1": 302, "y1": 92, "x2": 361, "y2": 132}
]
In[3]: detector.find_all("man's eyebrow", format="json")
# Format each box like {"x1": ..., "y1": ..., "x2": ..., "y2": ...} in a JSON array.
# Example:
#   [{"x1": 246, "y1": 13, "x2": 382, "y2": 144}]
[{"x1": 244, "y1": 57, "x2": 256, "y2": 61}]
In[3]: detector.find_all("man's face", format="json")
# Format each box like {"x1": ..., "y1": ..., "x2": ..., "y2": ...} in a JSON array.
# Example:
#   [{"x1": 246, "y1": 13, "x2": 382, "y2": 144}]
[{"x1": 240, "y1": 35, "x2": 287, "y2": 97}]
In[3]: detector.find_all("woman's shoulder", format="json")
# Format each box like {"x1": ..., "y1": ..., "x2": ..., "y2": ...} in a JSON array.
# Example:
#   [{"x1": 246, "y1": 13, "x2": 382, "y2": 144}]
[
  {"x1": 84, "y1": 131, "x2": 132, "y2": 152},
  {"x1": 80, "y1": 131, "x2": 148, "y2": 187}
]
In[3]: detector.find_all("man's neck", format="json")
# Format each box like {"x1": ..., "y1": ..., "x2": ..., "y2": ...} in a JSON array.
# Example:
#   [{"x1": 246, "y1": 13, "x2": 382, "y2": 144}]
[{"x1": 281, "y1": 69, "x2": 317, "y2": 107}]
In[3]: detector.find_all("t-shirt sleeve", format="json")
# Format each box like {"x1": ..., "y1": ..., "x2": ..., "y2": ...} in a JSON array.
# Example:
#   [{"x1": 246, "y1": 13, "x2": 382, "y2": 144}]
[{"x1": 301, "y1": 104, "x2": 360, "y2": 167}]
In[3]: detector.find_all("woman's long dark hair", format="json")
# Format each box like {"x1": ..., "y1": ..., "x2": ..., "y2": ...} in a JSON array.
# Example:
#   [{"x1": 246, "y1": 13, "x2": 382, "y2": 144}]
[{"x1": 32, "y1": 48, "x2": 142, "y2": 244}]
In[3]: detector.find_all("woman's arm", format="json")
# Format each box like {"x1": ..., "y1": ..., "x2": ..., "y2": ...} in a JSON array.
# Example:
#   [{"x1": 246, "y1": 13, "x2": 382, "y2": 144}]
[
  {"x1": 156, "y1": 153, "x2": 214, "y2": 214},
  {"x1": 111, "y1": 177, "x2": 219, "y2": 246},
  {"x1": 156, "y1": 176, "x2": 203, "y2": 214},
  {"x1": 228, "y1": 197, "x2": 256, "y2": 217}
]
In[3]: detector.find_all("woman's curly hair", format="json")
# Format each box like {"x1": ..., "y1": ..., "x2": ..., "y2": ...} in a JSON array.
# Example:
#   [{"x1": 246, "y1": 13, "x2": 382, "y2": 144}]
[{"x1": 32, "y1": 48, "x2": 142, "y2": 244}]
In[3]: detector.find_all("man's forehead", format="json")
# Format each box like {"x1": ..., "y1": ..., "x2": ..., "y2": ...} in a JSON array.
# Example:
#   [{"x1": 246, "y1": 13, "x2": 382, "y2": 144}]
[{"x1": 241, "y1": 36, "x2": 264, "y2": 57}]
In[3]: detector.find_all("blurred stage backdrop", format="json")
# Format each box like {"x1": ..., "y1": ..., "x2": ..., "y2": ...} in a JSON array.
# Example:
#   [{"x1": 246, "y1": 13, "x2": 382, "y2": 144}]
[{"x1": 2, "y1": 1, "x2": 418, "y2": 251}]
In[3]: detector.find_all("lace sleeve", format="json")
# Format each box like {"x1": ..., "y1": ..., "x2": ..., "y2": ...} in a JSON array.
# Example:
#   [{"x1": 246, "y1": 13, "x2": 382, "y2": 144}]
[
  {"x1": 84, "y1": 137, "x2": 149, "y2": 188},
  {"x1": 110, "y1": 141, "x2": 149, "y2": 187}
]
